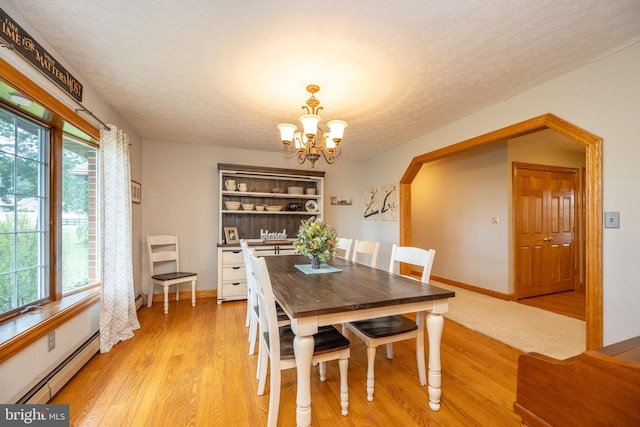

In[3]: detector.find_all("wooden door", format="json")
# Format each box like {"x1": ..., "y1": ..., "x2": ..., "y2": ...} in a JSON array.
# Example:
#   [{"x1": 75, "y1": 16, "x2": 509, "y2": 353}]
[{"x1": 514, "y1": 163, "x2": 577, "y2": 299}]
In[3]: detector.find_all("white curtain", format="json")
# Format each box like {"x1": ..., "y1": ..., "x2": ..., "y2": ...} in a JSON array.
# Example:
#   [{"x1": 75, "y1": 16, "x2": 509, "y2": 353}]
[{"x1": 99, "y1": 125, "x2": 140, "y2": 353}]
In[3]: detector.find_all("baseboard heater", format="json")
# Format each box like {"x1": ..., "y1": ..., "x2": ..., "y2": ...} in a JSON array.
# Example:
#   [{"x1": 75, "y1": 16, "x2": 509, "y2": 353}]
[
  {"x1": 17, "y1": 294, "x2": 143, "y2": 404},
  {"x1": 18, "y1": 331, "x2": 100, "y2": 404}
]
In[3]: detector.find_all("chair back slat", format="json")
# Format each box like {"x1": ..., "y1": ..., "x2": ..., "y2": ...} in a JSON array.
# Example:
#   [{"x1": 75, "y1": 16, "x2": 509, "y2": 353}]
[
  {"x1": 250, "y1": 253, "x2": 281, "y2": 360},
  {"x1": 389, "y1": 244, "x2": 436, "y2": 284},
  {"x1": 335, "y1": 237, "x2": 353, "y2": 260},
  {"x1": 352, "y1": 240, "x2": 380, "y2": 268},
  {"x1": 147, "y1": 234, "x2": 181, "y2": 274},
  {"x1": 240, "y1": 240, "x2": 258, "y2": 312}
]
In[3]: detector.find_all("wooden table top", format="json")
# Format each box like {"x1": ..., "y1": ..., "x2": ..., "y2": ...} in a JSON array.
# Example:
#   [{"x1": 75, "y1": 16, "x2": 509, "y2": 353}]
[{"x1": 264, "y1": 255, "x2": 455, "y2": 319}]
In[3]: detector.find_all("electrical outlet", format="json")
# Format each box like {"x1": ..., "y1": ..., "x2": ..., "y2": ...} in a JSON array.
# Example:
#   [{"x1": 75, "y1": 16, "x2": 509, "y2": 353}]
[{"x1": 47, "y1": 331, "x2": 55, "y2": 352}]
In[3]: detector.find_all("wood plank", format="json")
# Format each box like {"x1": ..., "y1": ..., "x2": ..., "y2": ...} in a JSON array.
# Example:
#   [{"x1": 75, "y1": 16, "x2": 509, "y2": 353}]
[{"x1": 50, "y1": 297, "x2": 524, "y2": 426}]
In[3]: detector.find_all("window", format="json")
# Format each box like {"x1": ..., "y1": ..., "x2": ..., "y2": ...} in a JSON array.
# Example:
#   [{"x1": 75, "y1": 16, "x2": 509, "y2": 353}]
[
  {"x1": 62, "y1": 136, "x2": 99, "y2": 293},
  {"x1": 0, "y1": 109, "x2": 49, "y2": 315},
  {"x1": 0, "y1": 106, "x2": 99, "y2": 318}
]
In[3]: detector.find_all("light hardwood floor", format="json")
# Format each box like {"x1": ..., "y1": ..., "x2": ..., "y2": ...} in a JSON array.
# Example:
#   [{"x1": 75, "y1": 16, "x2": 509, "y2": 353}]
[
  {"x1": 51, "y1": 297, "x2": 524, "y2": 426},
  {"x1": 518, "y1": 290, "x2": 586, "y2": 321}
]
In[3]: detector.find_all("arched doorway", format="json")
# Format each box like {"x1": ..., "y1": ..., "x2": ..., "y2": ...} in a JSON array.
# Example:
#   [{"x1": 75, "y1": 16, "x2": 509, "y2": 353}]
[{"x1": 399, "y1": 113, "x2": 602, "y2": 350}]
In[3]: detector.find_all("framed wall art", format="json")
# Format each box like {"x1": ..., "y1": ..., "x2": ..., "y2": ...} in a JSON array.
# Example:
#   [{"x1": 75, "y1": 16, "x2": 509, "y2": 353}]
[
  {"x1": 131, "y1": 180, "x2": 141, "y2": 204},
  {"x1": 331, "y1": 197, "x2": 352, "y2": 205},
  {"x1": 363, "y1": 186, "x2": 379, "y2": 220},
  {"x1": 381, "y1": 183, "x2": 399, "y2": 221}
]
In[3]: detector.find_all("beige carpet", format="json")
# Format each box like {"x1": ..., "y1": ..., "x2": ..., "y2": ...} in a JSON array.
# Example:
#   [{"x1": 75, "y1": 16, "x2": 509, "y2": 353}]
[{"x1": 432, "y1": 281, "x2": 586, "y2": 360}]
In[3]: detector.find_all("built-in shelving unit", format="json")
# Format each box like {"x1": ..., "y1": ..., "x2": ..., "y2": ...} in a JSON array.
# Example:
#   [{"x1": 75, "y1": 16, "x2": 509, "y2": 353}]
[{"x1": 216, "y1": 163, "x2": 325, "y2": 303}]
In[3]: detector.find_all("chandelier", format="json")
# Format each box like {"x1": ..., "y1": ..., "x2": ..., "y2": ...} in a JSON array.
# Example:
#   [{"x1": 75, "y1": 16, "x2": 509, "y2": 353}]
[{"x1": 278, "y1": 85, "x2": 347, "y2": 168}]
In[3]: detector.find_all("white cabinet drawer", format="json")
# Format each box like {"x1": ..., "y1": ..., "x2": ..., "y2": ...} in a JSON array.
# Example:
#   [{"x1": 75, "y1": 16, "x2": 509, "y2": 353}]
[
  {"x1": 222, "y1": 265, "x2": 245, "y2": 281},
  {"x1": 221, "y1": 281, "x2": 247, "y2": 298},
  {"x1": 222, "y1": 250, "x2": 244, "y2": 264}
]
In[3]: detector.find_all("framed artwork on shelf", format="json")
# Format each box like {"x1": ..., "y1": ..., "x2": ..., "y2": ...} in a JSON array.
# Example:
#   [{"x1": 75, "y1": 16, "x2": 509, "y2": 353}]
[
  {"x1": 131, "y1": 180, "x2": 141, "y2": 204},
  {"x1": 224, "y1": 227, "x2": 239, "y2": 243}
]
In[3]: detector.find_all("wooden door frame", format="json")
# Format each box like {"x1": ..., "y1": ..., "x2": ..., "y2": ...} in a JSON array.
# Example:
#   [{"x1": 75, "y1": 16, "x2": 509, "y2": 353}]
[{"x1": 400, "y1": 113, "x2": 602, "y2": 350}]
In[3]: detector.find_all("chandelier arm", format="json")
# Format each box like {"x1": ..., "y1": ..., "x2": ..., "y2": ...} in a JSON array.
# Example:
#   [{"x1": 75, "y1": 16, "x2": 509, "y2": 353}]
[{"x1": 319, "y1": 147, "x2": 335, "y2": 164}]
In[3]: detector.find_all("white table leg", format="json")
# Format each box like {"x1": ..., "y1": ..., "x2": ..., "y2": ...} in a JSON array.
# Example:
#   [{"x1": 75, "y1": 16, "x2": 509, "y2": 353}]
[
  {"x1": 426, "y1": 312, "x2": 444, "y2": 411},
  {"x1": 293, "y1": 333, "x2": 314, "y2": 427}
]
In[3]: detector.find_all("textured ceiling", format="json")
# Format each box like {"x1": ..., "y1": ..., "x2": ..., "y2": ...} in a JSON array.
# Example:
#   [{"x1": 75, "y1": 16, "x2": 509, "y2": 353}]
[{"x1": 5, "y1": 1, "x2": 640, "y2": 159}]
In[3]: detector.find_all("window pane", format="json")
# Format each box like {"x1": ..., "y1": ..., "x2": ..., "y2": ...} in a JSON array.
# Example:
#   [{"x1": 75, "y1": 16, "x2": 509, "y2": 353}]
[
  {"x1": 0, "y1": 151, "x2": 15, "y2": 194},
  {"x1": 0, "y1": 110, "x2": 15, "y2": 155},
  {"x1": 16, "y1": 119, "x2": 42, "y2": 160},
  {"x1": 0, "y1": 108, "x2": 49, "y2": 317},
  {"x1": 16, "y1": 157, "x2": 40, "y2": 196},
  {"x1": 16, "y1": 197, "x2": 42, "y2": 232},
  {"x1": 61, "y1": 136, "x2": 99, "y2": 293},
  {"x1": 0, "y1": 231, "x2": 15, "y2": 274},
  {"x1": 0, "y1": 273, "x2": 14, "y2": 314}
]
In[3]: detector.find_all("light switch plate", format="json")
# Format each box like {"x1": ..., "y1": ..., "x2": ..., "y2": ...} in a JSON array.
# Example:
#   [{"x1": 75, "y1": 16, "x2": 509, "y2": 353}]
[{"x1": 604, "y1": 211, "x2": 619, "y2": 228}]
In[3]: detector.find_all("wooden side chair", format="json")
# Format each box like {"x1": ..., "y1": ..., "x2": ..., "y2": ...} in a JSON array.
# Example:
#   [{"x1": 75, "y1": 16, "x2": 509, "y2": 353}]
[
  {"x1": 344, "y1": 244, "x2": 436, "y2": 401},
  {"x1": 250, "y1": 253, "x2": 351, "y2": 427},
  {"x1": 351, "y1": 240, "x2": 380, "y2": 267},
  {"x1": 335, "y1": 237, "x2": 353, "y2": 260},
  {"x1": 146, "y1": 234, "x2": 197, "y2": 314}
]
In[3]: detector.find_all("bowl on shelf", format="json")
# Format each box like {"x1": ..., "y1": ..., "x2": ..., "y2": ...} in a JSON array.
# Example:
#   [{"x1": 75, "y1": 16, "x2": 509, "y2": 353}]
[
  {"x1": 271, "y1": 188, "x2": 284, "y2": 193},
  {"x1": 266, "y1": 205, "x2": 282, "y2": 212},
  {"x1": 224, "y1": 201, "x2": 241, "y2": 210},
  {"x1": 255, "y1": 205, "x2": 266, "y2": 211},
  {"x1": 241, "y1": 203, "x2": 254, "y2": 211},
  {"x1": 287, "y1": 186, "x2": 304, "y2": 194}
]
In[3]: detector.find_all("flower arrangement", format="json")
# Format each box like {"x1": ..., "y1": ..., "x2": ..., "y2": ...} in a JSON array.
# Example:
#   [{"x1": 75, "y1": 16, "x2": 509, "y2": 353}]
[{"x1": 294, "y1": 216, "x2": 337, "y2": 266}]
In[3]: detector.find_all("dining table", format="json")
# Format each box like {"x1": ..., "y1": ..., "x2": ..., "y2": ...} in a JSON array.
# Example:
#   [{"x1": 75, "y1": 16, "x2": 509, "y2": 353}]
[{"x1": 264, "y1": 255, "x2": 455, "y2": 427}]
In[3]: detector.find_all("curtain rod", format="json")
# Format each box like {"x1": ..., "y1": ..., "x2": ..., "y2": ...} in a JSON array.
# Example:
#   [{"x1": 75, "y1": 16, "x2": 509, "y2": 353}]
[{"x1": 74, "y1": 107, "x2": 111, "y2": 131}]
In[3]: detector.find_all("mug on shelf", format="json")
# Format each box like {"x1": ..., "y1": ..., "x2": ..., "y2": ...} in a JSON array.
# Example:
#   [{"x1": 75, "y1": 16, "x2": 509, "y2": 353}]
[
  {"x1": 224, "y1": 179, "x2": 236, "y2": 191},
  {"x1": 237, "y1": 183, "x2": 248, "y2": 192}
]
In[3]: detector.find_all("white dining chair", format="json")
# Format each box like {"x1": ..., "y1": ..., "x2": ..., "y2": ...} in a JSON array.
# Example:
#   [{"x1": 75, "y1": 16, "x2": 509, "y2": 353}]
[
  {"x1": 240, "y1": 240, "x2": 290, "y2": 377},
  {"x1": 344, "y1": 244, "x2": 436, "y2": 401},
  {"x1": 146, "y1": 234, "x2": 197, "y2": 314},
  {"x1": 250, "y1": 253, "x2": 351, "y2": 427},
  {"x1": 351, "y1": 240, "x2": 380, "y2": 267},
  {"x1": 240, "y1": 240, "x2": 259, "y2": 355},
  {"x1": 335, "y1": 237, "x2": 353, "y2": 260}
]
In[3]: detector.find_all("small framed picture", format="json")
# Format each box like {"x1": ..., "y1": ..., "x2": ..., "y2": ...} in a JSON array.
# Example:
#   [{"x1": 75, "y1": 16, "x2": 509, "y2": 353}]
[
  {"x1": 131, "y1": 180, "x2": 141, "y2": 204},
  {"x1": 331, "y1": 197, "x2": 352, "y2": 205},
  {"x1": 224, "y1": 227, "x2": 239, "y2": 243}
]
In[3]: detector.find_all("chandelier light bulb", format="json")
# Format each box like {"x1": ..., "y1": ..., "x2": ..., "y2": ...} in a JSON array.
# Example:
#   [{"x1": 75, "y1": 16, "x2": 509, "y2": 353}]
[{"x1": 278, "y1": 123, "x2": 297, "y2": 144}]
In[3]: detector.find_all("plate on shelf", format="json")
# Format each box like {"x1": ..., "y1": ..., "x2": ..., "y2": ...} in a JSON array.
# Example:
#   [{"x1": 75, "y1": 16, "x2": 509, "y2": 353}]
[{"x1": 305, "y1": 200, "x2": 318, "y2": 212}]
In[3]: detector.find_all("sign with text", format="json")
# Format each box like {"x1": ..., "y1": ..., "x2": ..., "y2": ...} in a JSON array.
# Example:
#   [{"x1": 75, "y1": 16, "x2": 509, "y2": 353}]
[
  {"x1": 0, "y1": 404, "x2": 69, "y2": 426},
  {"x1": 0, "y1": 8, "x2": 83, "y2": 102}
]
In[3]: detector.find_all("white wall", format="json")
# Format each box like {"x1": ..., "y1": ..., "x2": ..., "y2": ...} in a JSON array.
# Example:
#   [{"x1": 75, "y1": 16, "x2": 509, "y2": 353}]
[
  {"x1": 412, "y1": 143, "x2": 509, "y2": 293},
  {"x1": 362, "y1": 42, "x2": 640, "y2": 345},
  {"x1": 141, "y1": 140, "x2": 363, "y2": 294}
]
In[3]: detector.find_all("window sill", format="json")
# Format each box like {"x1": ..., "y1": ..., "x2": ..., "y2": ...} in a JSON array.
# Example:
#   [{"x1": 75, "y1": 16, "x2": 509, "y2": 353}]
[{"x1": 0, "y1": 288, "x2": 101, "y2": 364}]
